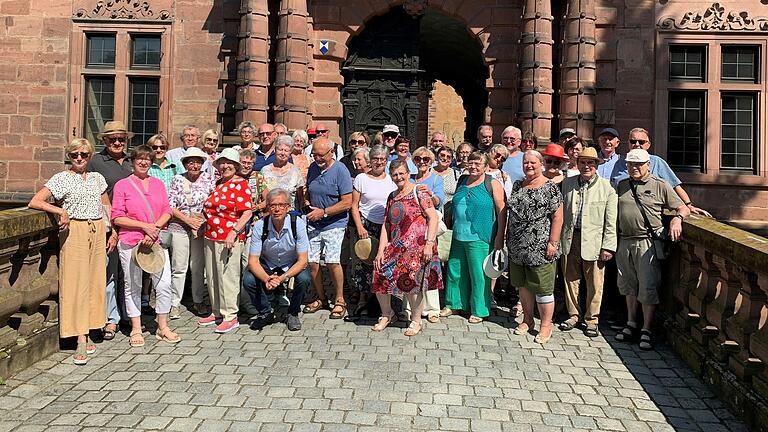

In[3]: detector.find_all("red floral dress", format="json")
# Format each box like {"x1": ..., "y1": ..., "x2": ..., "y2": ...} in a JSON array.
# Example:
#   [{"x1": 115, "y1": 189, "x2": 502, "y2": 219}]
[
  {"x1": 203, "y1": 177, "x2": 253, "y2": 242},
  {"x1": 372, "y1": 189, "x2": 443, "y2": 295}
]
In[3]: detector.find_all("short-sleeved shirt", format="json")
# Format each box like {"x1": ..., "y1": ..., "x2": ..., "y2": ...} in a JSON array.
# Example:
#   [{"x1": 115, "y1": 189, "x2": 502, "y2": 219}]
[
  {"x1": 597, "y1": 151, "x2": 622, "y2": 181},
  {"x1": 306, "y1": 161, "x2": 353, "y2": 230},
  {"x1": 203, "y1": 177, "x2": 253, "y2": 242},
  {"x1": 45, "y1": 171, "x2": 107, "y2": 220},
  {"x1": 501, "y1": 151, "x2": 525, "y2": 184},
  {"x1": 167, "y1": 171, "x2": 215, "y2": 232},
  {"x1": 410, "y1": 171, "x2": 445, "y2": 209},
  {"x1": 254, "y1": 146, "x2": 277, "y2": 172},
  {"x1": 165, "y1": 146, "x2": 189, "y2": 174},
  {"x1": 506, "y1": 180, "x2": 563, "y2": 266},
  {"x1": 387, "y1": 156, "x2": 418, "y2": 175},
  {"x1": 353, "y1": 173, "x2": 397, "y2": 224},
  {"x1": 86, "y1": 149, "x2": 132, "y2": 200},
  {"x1": 617, "y1": 174, "x2": 684, "y2": 239},
  {"x1": 111, "y1": 175, "x2": 173, "y2": 246},
  {"x1": 610, "y1": 155, "x2": 682, "y2": 188},
  {"x1": 148, "y1": 160, "x2": 178, "y2": 193},
  {"x1": 261, "y1": 164, "x2": 305, "y2": 210},
  {"x1": 249, "y1": 215, "x2": 310, "y2": 272}
]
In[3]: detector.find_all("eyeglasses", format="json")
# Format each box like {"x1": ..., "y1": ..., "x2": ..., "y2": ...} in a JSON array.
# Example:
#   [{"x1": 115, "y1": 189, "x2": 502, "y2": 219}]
[
  {"x1": 184, "y1": 159, "x2": 203, "y2": 165},
  {"x1": 182, "y1": 134, "x2": 198, "y2": 139},
  {"x1": 134, "y1": 157, "x2": 151, "y2": 162},
  {"x1": 268, "y1": 203, "x2": 290, "y2": 209},
  {"x1": 629, "y1": 139, "x2": 648, "y2": 145},
  {"x1": 258, "y1": 131, "x2": 274, "y2": 136},
  {"x1": 69, "y1": 152, "x2": 90, "y2": 160},
  {"x1": 371, "y1": 157, "x2": 387, "y2": 162},
  {"x1": 151, "y1": 145, "x2": 167, "y2": 150},
  {"x1": 312, "y1": 148, "x2": 334, "y2": 158},
  {"x1": 106, "y1": 136, "x2": 126, "y2": 144},
  {"x1": 316, "y1": 129, "x2": 329, "y2": 134},
  {"x1": 493, "y1": 153, "x2": 507, "y2": 160},
  {"x1": 502, "y1": 136, "x2": 520, "y2": 142},
  {"x1": 205, "y1": 138, "x2": 219, "y2": 143},
  {"x1": 438, "y1": 154, "x2": 452, "y2": 160},
  {"x1": 349, "y1": 139, "x2": 366, "y2": 145},
  {"x1": 413, "y1": 156, "x2": 432, "y2": 164},
  {"x1": 544, "y1": 158, "x2": 562, "y2": 165},
  {"x1": 466, "y1": 161, "x2": 484, "y2": 167}
]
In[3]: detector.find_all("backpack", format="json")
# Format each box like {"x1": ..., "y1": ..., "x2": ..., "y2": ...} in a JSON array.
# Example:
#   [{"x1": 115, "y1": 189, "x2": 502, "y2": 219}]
[
  {"x1": 261, "y1": 213, "x2": 298, "y2": 242},
  {"x1": 444, "y1": 174, "x2": 496, "y2": 229}
]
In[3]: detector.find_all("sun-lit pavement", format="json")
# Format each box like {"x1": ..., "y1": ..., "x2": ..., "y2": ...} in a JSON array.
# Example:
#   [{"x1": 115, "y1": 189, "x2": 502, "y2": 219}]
[{"x1": 0, "y1": 307, "x2": 748, "y2": 432}]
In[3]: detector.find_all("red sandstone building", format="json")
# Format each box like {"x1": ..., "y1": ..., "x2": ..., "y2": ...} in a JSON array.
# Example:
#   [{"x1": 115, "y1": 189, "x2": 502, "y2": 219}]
[{"x1": 1, "y1": 0, "x2": 767, "y2": 228}]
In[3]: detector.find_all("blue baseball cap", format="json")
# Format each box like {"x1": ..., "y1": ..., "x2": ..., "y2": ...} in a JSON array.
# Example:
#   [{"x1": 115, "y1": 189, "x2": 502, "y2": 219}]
[{"x1": 599, "y1": 127, "x2": 620, "y2": 138}]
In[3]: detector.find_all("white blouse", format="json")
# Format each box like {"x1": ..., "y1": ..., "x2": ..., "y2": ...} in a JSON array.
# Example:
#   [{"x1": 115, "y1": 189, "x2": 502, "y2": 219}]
[{"x1": 45, "y1": 171, "x2": 107, "y2": 220}]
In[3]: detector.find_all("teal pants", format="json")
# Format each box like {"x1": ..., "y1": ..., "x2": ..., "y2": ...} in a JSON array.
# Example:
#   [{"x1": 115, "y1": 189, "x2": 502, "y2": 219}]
[{"x1": 445, "y1": 239, "x2": 492, "y2": 318}]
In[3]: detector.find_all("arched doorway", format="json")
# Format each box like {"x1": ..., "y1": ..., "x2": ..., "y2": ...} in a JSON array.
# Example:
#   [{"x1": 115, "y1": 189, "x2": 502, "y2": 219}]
[{"x1": 341, "y1": 6, "x2": 488, "y2": 145}]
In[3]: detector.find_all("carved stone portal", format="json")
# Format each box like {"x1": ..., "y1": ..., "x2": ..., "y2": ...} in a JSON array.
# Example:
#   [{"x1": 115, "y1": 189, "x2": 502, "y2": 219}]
[
  {"x1": 73, "y1": 0, "x2": 172, "y2": 20},
  {"x1": 657, "y1": 2, "x2": 768, "y2": 31}
]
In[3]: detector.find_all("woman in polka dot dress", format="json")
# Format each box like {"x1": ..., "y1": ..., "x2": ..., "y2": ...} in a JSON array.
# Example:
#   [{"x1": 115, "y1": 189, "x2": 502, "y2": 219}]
[{"x1": 199, "y1": 148, "x2": 254, "y2": 333}]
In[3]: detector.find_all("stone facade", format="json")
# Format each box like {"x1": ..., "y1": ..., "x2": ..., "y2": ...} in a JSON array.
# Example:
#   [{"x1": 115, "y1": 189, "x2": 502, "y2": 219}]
[{"x1": 0, "y1": 0, "x2": 766, "y2": 226}]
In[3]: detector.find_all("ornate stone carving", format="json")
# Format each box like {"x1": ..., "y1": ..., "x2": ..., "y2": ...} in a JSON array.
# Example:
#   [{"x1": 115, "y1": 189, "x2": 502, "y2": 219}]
[
  {"x1": 403, "y1": 0, "x2": 428, "y2": 17},
  {"x1": 73, "y1": 0, "x2": 172, "y2": 20},
  {"x1": 657, "y1": 2, "x2": 768, "y2": 31}
]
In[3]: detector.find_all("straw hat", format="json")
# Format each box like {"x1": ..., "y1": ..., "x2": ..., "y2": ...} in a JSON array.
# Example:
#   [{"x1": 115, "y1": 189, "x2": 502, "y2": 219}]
[
  {"x1": 483, "y1": 249, "x2": 507, "y2": 279},
  {"x1": 181, "y1": 147, "x2": 208, "y2": 164},
  {"x1": 132, "y1": 243, "x2": 165, "y2": 274},
  {"x1": 96, "y1": 120, "x2": 134, "y2": 139},
  {"x1": 354, "y1": 237, "x2": 379, "y2": 265},
  {"x1": 576, "y1": 147, "x2": 605, "y2": 165}
]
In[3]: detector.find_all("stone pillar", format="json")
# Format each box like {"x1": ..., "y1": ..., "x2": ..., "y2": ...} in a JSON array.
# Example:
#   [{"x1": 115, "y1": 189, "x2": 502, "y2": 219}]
[
  {"x1": 558, "y1": 0, "x2": 596, "y2": 141},
  {"x1": 235, "y1": 0, "x2": 270, "y2": 126},
  {"x1": 518, "y1": 0, "x2": 554, "y2": 143},
  {"x1": 274, "y1": 0, "x2": 310, "y2": 129},
  {"x1": 305, "y1": 14, "x2": 315, "y2": 128}
]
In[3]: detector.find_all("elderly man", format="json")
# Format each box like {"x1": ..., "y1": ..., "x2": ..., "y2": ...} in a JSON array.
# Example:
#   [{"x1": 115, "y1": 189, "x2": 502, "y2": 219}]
[
  {"x1": 612, "y1": 128, "x2": 711, "y2": 217},
  {"x1": 87, "y1": 120, "x2": 133, "y2": 338},
  {"x1": 244, "y1": 188, "x2": 310, "y2": 331},
  {"x1": 429, "y1": 131, "x2": 447, "y2": 153},
  {"x1": 477, "y1": 125, "x2": 494, "y2": 152},
  {"x1": 274, "y1": 122, "x2": 288, "y2": 136},
  {"x1": 303, "y1": 122, "x2": 343, "y2": 160},
  {"x1": 596, "y1": 127, "x2": 622, "y2": 180},
  {"x1": 252, "y1": 123, "x2": 278, "y2": 171},
  {"x1": 302, "y1": 138, "x2": 353, "y2": 319},
  {"x1": 381, "y1": 124, "x2": 400, "y2": 153},
  {"x1": 559, "y1": 147, "x2": 618, "y2": 337},
  {"x1": 166, "y1": 125, "x2": 200, "y2": 173},
  {"x1": 558, "y1": 127, "x2": 576, "y2": 147},
  {"x1": 500, "y1": 125, "x2": 525, "y2": 183},
  {"x1": 614, "y1": 149, "x2": 689, "y2": 350}
]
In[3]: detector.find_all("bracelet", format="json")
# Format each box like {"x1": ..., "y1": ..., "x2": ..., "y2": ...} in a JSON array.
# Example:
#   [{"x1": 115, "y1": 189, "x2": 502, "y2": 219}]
[
  {"x1": 547, "y1": 241, "x2": 559, "y2": 247},
  {"x1": 684, "y1": 201, "x2": 692, "y2": 206},
  {"x1": 425, "y1": 239, "x2": 436, "y2": 244}
]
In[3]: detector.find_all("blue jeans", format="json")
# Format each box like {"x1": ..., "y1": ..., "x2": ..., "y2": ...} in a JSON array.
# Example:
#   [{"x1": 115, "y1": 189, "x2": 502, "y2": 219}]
[{"x1": 242, "y1": 263, "x2": 309, "y2": 316}]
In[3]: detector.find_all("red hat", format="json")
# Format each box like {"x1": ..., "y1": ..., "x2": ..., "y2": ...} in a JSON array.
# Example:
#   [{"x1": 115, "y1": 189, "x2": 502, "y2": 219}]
[
  {"x1": 541, "y1": 143, "x2": 566, "y2": 160},
  {"x1": 307, "y1": 128, "x2": 317, "y2": 136}
]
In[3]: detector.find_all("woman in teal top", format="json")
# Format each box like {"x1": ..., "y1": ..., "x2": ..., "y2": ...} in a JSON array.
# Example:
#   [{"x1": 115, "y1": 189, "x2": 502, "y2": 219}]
[{"x1": 441, "y1": 152, "x2": 507, "y2": 323}]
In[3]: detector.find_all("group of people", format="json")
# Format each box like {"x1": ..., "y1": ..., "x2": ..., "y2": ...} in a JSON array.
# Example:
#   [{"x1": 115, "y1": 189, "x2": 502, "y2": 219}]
[{"x1": 30, "y1": 119, "x2": 703, "y2": 364}]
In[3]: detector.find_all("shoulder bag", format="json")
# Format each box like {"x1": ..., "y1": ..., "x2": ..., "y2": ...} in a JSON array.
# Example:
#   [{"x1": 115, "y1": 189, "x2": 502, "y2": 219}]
[{"x1": 628, "y1": 181, "x2": 670, "y2": 260}]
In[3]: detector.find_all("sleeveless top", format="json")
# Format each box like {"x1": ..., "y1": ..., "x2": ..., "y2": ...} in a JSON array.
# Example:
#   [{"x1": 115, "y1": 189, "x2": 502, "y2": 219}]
[{"x1": 451, "y1": 176, "x2": 496, "y2": 243}]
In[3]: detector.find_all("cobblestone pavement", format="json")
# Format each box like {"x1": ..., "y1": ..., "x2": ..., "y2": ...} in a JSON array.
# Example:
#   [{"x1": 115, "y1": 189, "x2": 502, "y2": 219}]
[{"x1": 0, "y1": 307, "x2": 748, "y2": 432}]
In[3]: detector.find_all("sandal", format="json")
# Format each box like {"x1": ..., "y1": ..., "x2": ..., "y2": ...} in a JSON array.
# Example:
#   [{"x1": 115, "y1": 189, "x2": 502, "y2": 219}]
[
  {"x1": 614, "y1": 324, "x2": 638, "y2": 342},
  {"x1": 404, "y1": 321, "x2": 422, "y2": 337},
  {"x1": 639, "y1": 329, "x2": 654, "y2": 350},
  {"x1": 102, "y1": 324, "x2": 117, "y2": 341},
  {"x1": 303, "y1": 299, "x2": 326, "y2": 314},
  {"x1": 511, "y1": 302, "x2": 523, "y2": 318},
  {"x1": 534, "y1": 324, "x2": 553, "y2": 344},
  {"x1": 73, "y1": 343, "x2": 89, "y2": 366},
  {"x1": 584, "y1": 324, "x2": 599, "y2": 338},
  {"x1": 468, "y1": 315, "x2": 484, "y2": 324},
  {"x1": 558, "y1": 318, "x2": 577, "y2": 331},
  {"x1": 155, "y1": 327, "x2": 181, "y2": 344},
  {"x1": 129, "y1": 330, "x2": 145, "y2": 348},
  {"x1": 439, "y1": 308, "x2": 455, "y2": 318},
  {"x1": 329, "y1": 301, "x2": 347, "y2": 319},
  {"x1": 514, "y1": 321, "x2": 533, "y2": 335},
  {"x1": 427, "y1": 313, "x2": 440, "y2": 324},
  {"x1": 372, "y1": 313, "x2": 396, "y2": 332}
]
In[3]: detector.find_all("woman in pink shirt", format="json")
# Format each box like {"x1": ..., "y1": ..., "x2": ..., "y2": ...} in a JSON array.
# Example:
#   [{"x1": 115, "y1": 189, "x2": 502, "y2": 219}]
[{"x1": 112, "y1": 145, "x2": 180, "y2": 347}]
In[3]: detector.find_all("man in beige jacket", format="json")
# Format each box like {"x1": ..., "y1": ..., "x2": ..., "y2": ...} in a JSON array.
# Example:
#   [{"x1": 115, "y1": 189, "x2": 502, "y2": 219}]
[{"x1": 559, "y1": 147, "x2": 618, "y2": 337}]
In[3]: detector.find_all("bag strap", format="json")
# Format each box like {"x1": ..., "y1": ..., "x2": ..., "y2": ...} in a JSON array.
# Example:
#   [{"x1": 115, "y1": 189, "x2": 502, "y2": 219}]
[
  {"x1": 128, "y1": 176, "x2": 157, "y2": 223},
  {"x1": 261, "y1": 215, "x2": 270, "y2": 242},
  {"x1": 628, "y1": 181, "x2": 658, "y2": 240},
  {"x1": 291, "y1": 213, "x2": 298, "y2": 239},
  {"x1": 484, "y1": 174, "x2": 494, "y2": 196}
]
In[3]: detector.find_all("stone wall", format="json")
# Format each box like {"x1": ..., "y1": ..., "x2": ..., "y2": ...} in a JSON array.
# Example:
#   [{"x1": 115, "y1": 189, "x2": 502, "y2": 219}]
[
  {"x1": 0, "y1": 208, "x2": 60, "y2": 379},
  {"x1": 661, "y1": 216, "x2": 768, "y2": 430}
]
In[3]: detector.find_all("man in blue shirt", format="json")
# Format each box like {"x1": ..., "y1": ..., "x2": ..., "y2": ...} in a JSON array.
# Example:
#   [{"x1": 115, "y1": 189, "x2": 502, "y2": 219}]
[
  {"x1": 596, "y1": 127, "x2": 622, "y2": 181},
  {"x1": 245, "y1": 188, "x2": 311, "y2": 331},
  {"x1": 303, "y1": 138, "x2": 353, "y2": 319},
  {"x1": 500, "y1": 125, "x2": 525, "y2": 183},
  {"x1": 253, "y1": 123, "x2": 277, "y2": 171}
]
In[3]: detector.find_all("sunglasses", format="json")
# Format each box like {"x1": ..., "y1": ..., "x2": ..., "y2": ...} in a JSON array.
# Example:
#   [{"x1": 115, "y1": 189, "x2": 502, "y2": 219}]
[
  {"x1": 316, "y1": 129, "x2": 329, "y2": 134},
  {"x1": 349, "y1": 139, "x2": 366, "y2": 145},
  {"x1": 205, "y1": 138, "x2": 219, "y2": 143},
  {"x1": 258, "y1": 131, "x2": 274, "y2": 136},
  {"x1": 383, "y1": 133, "x2": 398, "y2": 138},
  {"x1": 413, "y1": 156, "x2": 432, "y2": 164},
  {"x1": 151, "y1": 145, "x2": 166, "y2": 150},
  {"x1": 106, "y1": 136, "x2": 126, "y2": 144},
  {"x1": 69, "y1": 152, "x2": 90, "y2": 160},
  {"x1": 493, "y1": 153, "x2": 507, "y2": 160},
  {"x1": 544, "y1": 158, "x2": 562, "y2": 165},
  {"x1": 629, "y1": 139, "x2": 648, "y2": 145},
  {"x1": 438, "y1": 154, "x2": 452, "y2": 160}
]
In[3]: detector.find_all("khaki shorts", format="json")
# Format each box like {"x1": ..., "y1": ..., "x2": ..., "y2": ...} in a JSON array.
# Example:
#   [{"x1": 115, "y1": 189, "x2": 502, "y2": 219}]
[
  {"x1": 616, "y1": 237, "x2": 661, "y2": 305},
  {"x1": 508, "y1": 261, "x2": 556, "y2": 296}
]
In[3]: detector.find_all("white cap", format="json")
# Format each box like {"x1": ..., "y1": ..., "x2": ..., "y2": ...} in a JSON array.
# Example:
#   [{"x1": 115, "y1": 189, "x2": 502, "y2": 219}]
[
  {"x1": 625, "y1": 149, "x2": 650, "y2": 163},
  {"x1": 382, "y1": 125, "x2": 400, "y2": 134}
]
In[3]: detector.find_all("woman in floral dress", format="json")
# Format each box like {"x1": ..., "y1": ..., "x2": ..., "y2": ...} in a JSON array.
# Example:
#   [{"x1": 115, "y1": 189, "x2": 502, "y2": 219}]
[{"x1": 371, "y1": 160, "x2": 443, "y2": 337}]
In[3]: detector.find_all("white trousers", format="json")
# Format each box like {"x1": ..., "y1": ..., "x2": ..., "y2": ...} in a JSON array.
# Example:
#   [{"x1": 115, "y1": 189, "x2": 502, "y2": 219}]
[
  {"x1": 118, "y1": 241, "x2": 172, "y2": 318},
  {"x1": 169, "y1": 230, "x2": 206, "y2": 306}
]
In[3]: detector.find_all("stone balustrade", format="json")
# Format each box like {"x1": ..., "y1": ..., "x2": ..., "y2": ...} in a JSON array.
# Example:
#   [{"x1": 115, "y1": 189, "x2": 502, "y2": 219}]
[
  {"x1": 0, "y1": 207, "x2": 60, "y2": 379},
  {"x1": 662, "y1": 215, "x2": 768, "y2": 430}
]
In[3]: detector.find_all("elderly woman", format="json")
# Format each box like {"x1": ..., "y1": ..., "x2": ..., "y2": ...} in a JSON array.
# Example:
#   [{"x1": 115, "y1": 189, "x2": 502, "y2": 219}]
[
  {"x1": 350, "y1": 146, "x2": 397, "y2": 316},
  {"x1": 29, "y1": 138, "x2": 108, "y2": 364},
  {"x1": 503, "y1": 150, "x2": 563, "y2": 344},
  {"x1": 488, "y1": 144, "x2": 513, "y2": 198},
  {"x1": 147, "y1": 134, "x2": 177, "y2": 193},
  {"x1": 564, "y1": 136, "x2": 584, "y2": 178},
  {"x1": 371, "y1": 160, "x2": 443, "y2": 336},
  {"x1": 201, "y1": 129, "x2": 220, "y2": 178},
  {"x1": 388, "y1": 137, "x2": 418, "y2": 174},
  {"x1": 542, "y1": 143, "x2": 568, "y2": 185},
  {"x1": 237, "y1": 121, "x2": 257, "y2": 150},
  {"x1": 441, "y1": 152, "x2": 506, "y2": 323},
  {"x1": 200, "y1": 148, "x2": 254, "y2": 333},
  {"x1": 291, "y1": 129, "x2": 312, "y2": 181},
  {"x1": 112, "y1": 145, "x2": 179, "y2": 347},
  {"x1": 261, "y1": 135, "x2": 305, "y2": 210},
  {"x1": 168, "y1": 147, "x2": 214, "y2": 318},
  {"x1": 521, "y1": 131, "x2": 538, "y2": 151},
  {"x1": 434, "y1": 147, "x2": 460, "y2": 202},
  {"x1": 411, "y1": 147, "x2": 445, "y2": 209},
  {"x1": 352, "y1": 147, "x2": 371, "y2": 175},
  {"x1": 340, "y1": 131, "x2": 369, "y2": 177},
  {"x1": 455, "y1": 142, "x2": 473, "y2": 172}
]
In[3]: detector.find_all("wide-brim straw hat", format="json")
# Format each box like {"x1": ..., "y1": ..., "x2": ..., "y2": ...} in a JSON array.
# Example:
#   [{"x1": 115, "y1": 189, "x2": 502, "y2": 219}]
[
  {"x1": 483, "y1": 249, "x2": 507, "y2": 279},
  {"x1": 181, "y1": 147, "x2": 208, "y2": 164},
  {"x1": 132, "y1": 243, "x2": 165, "y2": 274},
  {"x1": 215, "y1": 147, "x2": 241, "y2": 168},
  {"x1": 576, "y1": 147, "x2": 605, "y2": 165},
  {"x1": 354, "y1": 237, "x2": 379, "y2": 265},
  {"x1": 96, "y1": 120, "x2": 134, "y2": 139}
]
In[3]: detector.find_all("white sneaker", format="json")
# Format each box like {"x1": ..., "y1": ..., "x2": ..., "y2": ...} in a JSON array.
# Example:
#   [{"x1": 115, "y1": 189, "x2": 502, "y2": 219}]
[{"x1": 169, "y1": 306, "x2": 181, "y2": 320}]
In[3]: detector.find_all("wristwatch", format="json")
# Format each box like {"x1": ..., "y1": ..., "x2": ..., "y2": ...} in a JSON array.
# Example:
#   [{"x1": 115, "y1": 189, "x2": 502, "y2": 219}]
[{"x1": 322, "y1": 209, "x2": 328, "y2": 218}]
